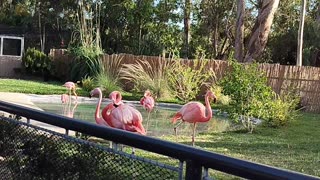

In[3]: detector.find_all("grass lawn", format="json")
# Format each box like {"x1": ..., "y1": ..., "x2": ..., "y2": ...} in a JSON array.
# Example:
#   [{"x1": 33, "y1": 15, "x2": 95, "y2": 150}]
[
  {"x1": 158, "y1": 113, "x2": 320, "y2": 178},
  {"x1": 0, "y1": 78, "x2": 89, "y2": 96},
  {"x1": 1, "y1": 78, "x2": 319, "y2": 178}
]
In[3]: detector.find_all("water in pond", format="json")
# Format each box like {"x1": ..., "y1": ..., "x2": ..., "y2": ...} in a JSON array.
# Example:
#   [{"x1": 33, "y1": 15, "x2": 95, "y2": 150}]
[{"x1": 34, "y1": 102, "x2": 231, "y2": 137}]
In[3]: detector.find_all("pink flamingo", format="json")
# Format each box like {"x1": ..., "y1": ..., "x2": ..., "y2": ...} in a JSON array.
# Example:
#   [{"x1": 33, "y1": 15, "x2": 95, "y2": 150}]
[
  {"x1": 61, "y1": 93, "x2": 69, "y2": 104},
  {"x1": 90, "y1": 88, "x2": 146, "y2": 135},
  {"x1": 108, "y1": 91, "x2": 146, "y2": 135},
  {"x1": 172, "y1": 90, "x2": 217, "y2": 146},
  {"x1": 62, "y1": 100, "x2": 78, "y2": 118},
  {"x1": 90, "y1": 88, "x2": 112, "y2": 126},
  {"x1": 62, "y1": 81, "x2": 78, "y2": 102},
  {"x1": 140, "y1": 90, "x2": 155, "y2": 133}
]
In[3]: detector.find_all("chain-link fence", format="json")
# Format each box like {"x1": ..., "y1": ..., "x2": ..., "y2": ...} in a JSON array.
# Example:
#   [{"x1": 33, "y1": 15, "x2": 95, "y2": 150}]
[{"x1": 0, "y1": 116, "x2": 181, "y2": 180}]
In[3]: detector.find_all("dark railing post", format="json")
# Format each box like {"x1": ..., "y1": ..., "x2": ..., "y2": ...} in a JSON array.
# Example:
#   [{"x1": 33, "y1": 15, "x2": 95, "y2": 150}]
[{"x1": 186, "y1": 160, "x2": 202, "y2": 180}]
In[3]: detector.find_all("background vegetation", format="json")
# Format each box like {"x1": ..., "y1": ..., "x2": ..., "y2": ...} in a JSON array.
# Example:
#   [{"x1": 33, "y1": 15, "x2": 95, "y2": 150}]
[{"x1": 0, "y1": 0, "x2": 319, "y2": 65}]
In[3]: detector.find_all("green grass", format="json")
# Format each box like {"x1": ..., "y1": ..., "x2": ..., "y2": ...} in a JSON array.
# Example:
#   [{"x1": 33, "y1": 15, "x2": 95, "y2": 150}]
[
  {"x1": 159, "y1": 113, "x2": 320, "y2": 178},
  {"x1": 0, "y1": 78, "x2": 88, "y2": 96}
]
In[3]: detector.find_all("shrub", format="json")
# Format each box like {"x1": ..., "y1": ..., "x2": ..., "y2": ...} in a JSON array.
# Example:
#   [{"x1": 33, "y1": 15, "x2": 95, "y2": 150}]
[
  {"x1": 210, "y1": 85, "x2": 230, "y2": 105},
  {"x1": 81, "y1": 76, "x2": 95, "y2": 92},
  {"x1": 95, "y1": 71, "x2": 122, "y2": 96},
  {"x1": 120, "y1": 57, "x2": 173, "y2": 100},
  {"x1": 22, "y1": 47, "x2": 51, "y2": 75},
  {"x1": 219, "y1": 60, "x2": 299, "y2": 131},
  {"x1": 166, "y1": 58, "x2": 216, "y2": 102},
  {"x1": 68, "y1": 46, "x2": 103, "y2": 82}
]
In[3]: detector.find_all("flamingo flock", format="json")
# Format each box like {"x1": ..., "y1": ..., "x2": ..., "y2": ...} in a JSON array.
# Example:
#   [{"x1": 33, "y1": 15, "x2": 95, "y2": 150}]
[{"x1": 63, "y1": 81, "x2": 217, "y2": 146}]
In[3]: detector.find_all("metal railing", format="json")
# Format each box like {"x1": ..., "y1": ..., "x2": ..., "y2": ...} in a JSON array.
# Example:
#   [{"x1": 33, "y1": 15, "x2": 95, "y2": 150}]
[{"x1": 0, "y1": 100, "x2": 319, "y2": 180}]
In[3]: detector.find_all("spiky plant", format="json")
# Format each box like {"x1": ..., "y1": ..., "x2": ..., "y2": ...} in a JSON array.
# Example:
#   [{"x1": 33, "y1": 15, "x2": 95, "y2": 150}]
[
  {"x1": 120, "y1": 57, "x2": 173, "y2": 100},
  {"x1": 95, "y1": 54, "x2": 124, "y2": 95},
  {"x1": 102, "y1": 54, "x2": 123, "y2": 81},
  {"x1": 95, "y1": 71, "x2": 122, "y2": 96}
]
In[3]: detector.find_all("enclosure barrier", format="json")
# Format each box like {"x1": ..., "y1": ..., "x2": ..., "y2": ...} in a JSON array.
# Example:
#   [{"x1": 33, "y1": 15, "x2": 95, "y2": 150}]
[{"x1": 0, "y1": 100, "x2": 319, "y2": 180}]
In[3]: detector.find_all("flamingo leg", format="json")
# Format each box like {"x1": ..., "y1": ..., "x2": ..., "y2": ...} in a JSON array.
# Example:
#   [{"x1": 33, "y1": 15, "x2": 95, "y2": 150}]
[
  {"x1": 68, "y1": 89, "x2": 72, "y2": 103},
  {"x1": 72, "y1": 87, "x2": 78, "y2": 101},
  {"x1": 192, "y1": 123, "x2": 197, "y2": 146},
  {"x1": 145, "y1": 111, "x2": 151, "y2": 133},
  {"x1": 173, "y1": 120, "x2": 184, "y2": 136}
]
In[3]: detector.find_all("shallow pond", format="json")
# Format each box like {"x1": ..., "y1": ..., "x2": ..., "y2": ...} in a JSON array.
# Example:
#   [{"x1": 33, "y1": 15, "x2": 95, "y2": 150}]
[{"x1": 34, "y1": 101, "x2": 231, "y2": 137}]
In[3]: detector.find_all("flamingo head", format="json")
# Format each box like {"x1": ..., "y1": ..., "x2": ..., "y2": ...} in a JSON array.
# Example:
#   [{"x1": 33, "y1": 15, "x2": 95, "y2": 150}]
[
  {"x1": 109, "y1": 91, "x2": 123, "y2": 106},
  {"x1": 144, "y1": 90, "x2": 152, "y2": 97},
  {"x1": 206, "y1": 90, "x2": 217, "y2": 103},
  {"x1": 90, "y1": 88, "x2": 102, "y2": 98}
]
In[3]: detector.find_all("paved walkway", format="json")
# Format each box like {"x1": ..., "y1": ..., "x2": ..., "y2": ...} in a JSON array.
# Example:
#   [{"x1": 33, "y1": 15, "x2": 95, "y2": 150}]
[{"x1": 0, "y1": 92, "x2": 75, "y2": 134}]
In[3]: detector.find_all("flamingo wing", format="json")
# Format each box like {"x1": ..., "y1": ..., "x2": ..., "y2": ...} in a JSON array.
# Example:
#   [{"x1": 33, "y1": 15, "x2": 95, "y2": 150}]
[
  {"x1": 144, "y1": 96, "x2": 155, "y2": 111},
  {"x1": 110, "y1": 104, "x2": 146, "y2": 135},
  {"x1": 101, "y1": 103, "x2": 115, "y2": 127},
  {"x1": 178, "y1": 102, "x2": 206, "y2": 123}
]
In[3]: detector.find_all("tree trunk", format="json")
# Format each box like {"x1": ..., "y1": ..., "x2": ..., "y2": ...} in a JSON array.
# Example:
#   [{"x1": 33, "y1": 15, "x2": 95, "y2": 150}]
[
  {"x1": 235, "y1": 0, "x2": 245, "y2": 62},
  {"x1": 244, "y1": 0, "x2": 280, "y2": 63},
  {"x1": 184, "y1": 0, "x2": 192, "y2": 58},
  {"x1": 296, "y1": 0, "x2": 306, "y2": 66},
  {"x1": 317, "y1": 3, "x2": 320, "y2": 24}
]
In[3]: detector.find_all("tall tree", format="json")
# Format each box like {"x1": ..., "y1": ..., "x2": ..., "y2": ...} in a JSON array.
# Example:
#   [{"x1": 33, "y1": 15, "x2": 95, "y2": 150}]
[
  {"x1": 244, "y1": 0, "x2": 280, "y2": 62},
  {"x1": 317, "y1": 2, "x2": 320, "y2": 23},
  {"x1": 235, "y1": 0, "x2": 245, "y2": 62},
  {"x1": 183, "y1": 0, "x2": 191, "y2": 58},
  {"x1": 297, "y1": 0, "x2": 307, "y2": 66}
]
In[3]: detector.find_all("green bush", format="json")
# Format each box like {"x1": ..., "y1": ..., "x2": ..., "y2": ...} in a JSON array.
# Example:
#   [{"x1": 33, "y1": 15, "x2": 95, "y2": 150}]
[
  {"x1": 81, "y1": 76, "x2": 95, "y2": 92},
  {"x1": 22, "y1": 47, "x2": 51, "y2": 75},
  {"x1": 167, "y1": 58, "x2": 216, "y2": 102},
  {"x1": 219, "y1": 60, "x2": 299, "y2": 130},
  {"x1": 68, "y1": 46, "x2": 103, "y2": 82}
]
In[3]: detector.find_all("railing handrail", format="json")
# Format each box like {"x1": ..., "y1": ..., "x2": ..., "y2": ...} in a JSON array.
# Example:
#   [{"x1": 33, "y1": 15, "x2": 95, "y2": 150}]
[{"x1": 0, "y1": 100, "x2": 318, "y2": 180}]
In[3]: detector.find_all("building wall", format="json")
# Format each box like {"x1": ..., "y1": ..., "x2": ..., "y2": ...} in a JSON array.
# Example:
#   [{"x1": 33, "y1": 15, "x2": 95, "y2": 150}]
[{"x1": 0, "y1": 56, "x2": 22, "y2": 78}]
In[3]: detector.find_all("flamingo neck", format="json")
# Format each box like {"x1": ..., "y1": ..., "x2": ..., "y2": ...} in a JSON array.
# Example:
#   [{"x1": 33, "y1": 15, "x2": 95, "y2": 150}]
[
  {"x1": 95, "y1": 90, "x2": 103, "y2": 124},
  {"x1": 113, "y1": 91, "x2": 123, "y2": 105},
  {"x1": 202, "y1": 94, "x2": 212, "y2": 122}
]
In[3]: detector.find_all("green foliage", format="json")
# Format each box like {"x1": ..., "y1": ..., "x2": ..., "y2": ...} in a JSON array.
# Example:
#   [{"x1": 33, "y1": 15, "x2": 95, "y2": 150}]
[
  {"x1": 120, "y1": 57, "x2": 173, "y2": 100},
  {"x1": 68, "y1": 46, "x2": 103, "y2": 81},
  {"x1": 263, "y1": 93, "x2": 300, "y2": 127},
  {"x1": 68, "y1": 1, "x2": 103, "y2": 81},
  {"x1": 167, "y1": 58, "x2": 216, "y2": 102},
  {"x1": 81, "y1": 76, "x2": 95, "y2": 92},
  {"x1": 219, "y1": 60, "x2": 299, "y2": 130},
  {"x1": 22, "y1": 47, "x2": 51, "y2": 74},
  {"x1": 211, "y1": 86, "x2": 231, "y2": 105},
  {"x1": 95, "y1": 71, "x2": 122, "y2": 96},
  {"x1": 94, "y1": 54, "x2": 124, "y2": 96}
]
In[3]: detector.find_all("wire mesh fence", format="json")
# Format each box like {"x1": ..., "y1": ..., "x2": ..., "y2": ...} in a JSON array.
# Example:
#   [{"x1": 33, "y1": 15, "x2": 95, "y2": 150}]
[{"x1": 0, "y1": 116, "x2": 180, "y2": 180}]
